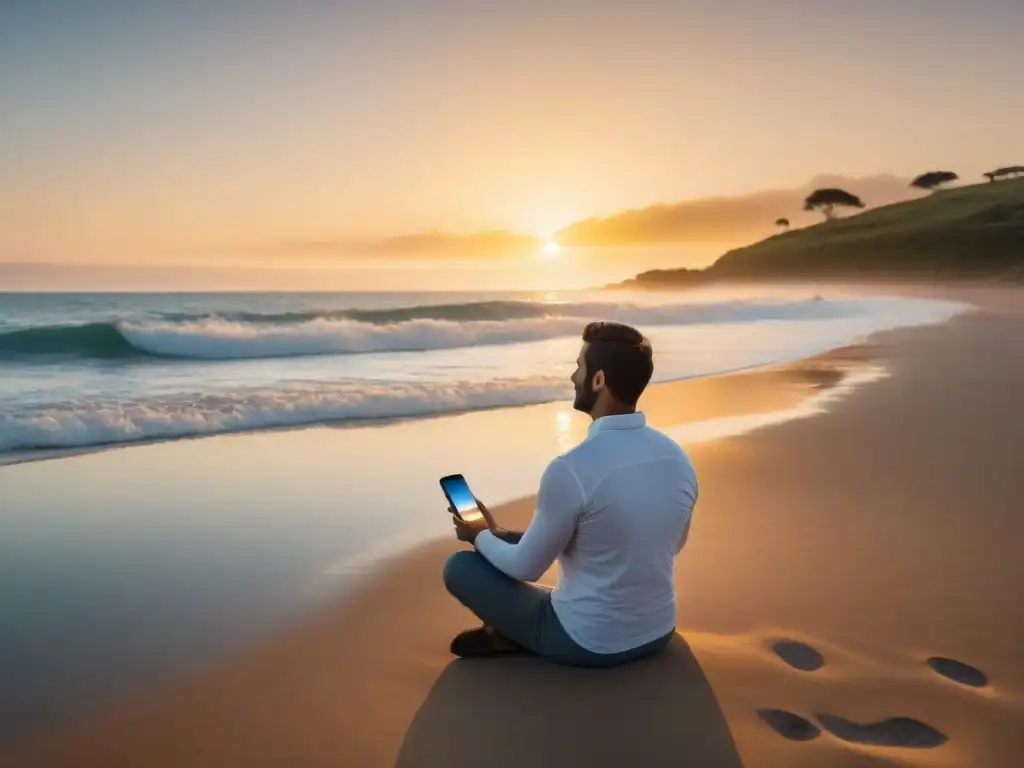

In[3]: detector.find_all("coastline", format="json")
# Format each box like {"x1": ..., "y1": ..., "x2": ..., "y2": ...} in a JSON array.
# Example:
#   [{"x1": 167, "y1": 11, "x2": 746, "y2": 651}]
[
  {"x1": 0, "y1": 284, "x2": 968, "y2": 469},
  {"x1": 0, "y1": 337, "x2": 885, "y2": 752},
  {"x1": 0, "y1": 339, "x2": 887, "y2": 472},
  {"x1": 4, "y1": 286, "x2": 1022, "y2": 767},
  {"x1": 0, "y1": 357, "x2": 848, "y2": 470}
]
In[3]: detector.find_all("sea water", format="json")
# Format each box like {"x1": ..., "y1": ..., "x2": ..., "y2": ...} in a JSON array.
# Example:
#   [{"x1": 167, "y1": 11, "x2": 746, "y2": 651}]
[{"x1": 0, "y1": 288, "x2": 968, "y2": 458}]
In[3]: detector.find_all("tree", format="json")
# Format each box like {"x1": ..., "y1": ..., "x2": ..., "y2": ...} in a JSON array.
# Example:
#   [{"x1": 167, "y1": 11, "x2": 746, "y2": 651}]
[
  {"x1": 803, "y1": 188, "x2": 865, "y2": 221},
  {"x1": 910, "y1": 170, "x2": 958, "y2": 192},
  {"x1": 984, "y1": 165, "x2": 1024, "y2": 182},
  {"x1": 775, "y1": 217, "x2": 790, "y2": 231}
]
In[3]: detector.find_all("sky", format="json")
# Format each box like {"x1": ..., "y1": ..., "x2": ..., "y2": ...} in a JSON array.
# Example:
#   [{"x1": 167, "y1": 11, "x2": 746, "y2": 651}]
[{"x1": 2, "y1": 0, "x2": 1022, "y2": 290}]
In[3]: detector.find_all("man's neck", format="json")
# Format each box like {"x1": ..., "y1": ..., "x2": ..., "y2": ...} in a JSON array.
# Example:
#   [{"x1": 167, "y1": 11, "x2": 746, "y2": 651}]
[{"x1": 590, "y1": 402, "x2": 636, "y2": 422}]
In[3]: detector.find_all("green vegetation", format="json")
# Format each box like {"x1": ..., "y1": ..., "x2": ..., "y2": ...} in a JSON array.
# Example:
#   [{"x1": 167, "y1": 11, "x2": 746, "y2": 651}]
[
  {"x1": 911, "y1": 171, "x2": 959, "y2": 192},
  {"x1": 984, "y1": 166, "x2": 1024, "y2": 183},
  {"x1": 803, "y1": 188, "x2": 865, "y2": 221},
  {"x1": 616, "y1": 178, "x2": 1024, "y2": 287}
]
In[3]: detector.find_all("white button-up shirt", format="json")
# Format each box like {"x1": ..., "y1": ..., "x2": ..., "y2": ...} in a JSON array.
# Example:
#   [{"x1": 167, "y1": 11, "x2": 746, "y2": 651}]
[{"x1": 475, "y1": 412, "x2": 698, "y2": 654}]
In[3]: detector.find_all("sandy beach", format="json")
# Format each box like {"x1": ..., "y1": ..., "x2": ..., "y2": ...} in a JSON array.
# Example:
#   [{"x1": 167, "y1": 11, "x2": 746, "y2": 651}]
[{"x1": 2, "y1": 287, "x2": 1022, "y2": 767}]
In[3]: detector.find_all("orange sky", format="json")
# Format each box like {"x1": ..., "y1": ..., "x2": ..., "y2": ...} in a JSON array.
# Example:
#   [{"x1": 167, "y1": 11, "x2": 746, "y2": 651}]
[{"x1": 2, "y1": 2, "x2": 1022, "y2": 290}]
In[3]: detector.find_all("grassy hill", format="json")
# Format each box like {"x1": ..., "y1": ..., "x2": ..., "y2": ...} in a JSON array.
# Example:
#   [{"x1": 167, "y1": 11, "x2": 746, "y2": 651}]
[{"x1": 617, "y1": 178, "x2": 1024, "y2": 287}]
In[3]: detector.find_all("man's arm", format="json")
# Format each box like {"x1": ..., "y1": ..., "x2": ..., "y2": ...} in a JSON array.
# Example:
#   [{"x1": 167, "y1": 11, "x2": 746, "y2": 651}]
[
  {"x1": 676, "y1": 516, "x2": 692, "y2": 552},
  {"x1": 676, "y1": 479, "x2": 698, "y2": 552},
  {"x1": 493, "y1": 529, "x2": 524, "y2": 544},
  {"x1": 474, "y1": 458, "x2": 585, "y2": 582}
]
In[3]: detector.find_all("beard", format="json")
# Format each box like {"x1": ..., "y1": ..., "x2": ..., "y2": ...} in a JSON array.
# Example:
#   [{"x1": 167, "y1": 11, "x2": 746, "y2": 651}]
[{"x1": 573, "y1": 374, "x2": 598, "y2": 414}]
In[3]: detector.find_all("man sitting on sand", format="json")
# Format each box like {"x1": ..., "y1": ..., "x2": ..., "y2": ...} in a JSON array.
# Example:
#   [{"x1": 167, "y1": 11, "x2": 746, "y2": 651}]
[{"x1": 444, "y1": 321, "x2": 699, "y2": 667}]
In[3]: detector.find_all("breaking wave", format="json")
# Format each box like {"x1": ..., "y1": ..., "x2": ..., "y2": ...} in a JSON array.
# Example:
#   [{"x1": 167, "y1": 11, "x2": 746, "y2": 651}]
[{"x1": 0, "y1": 297, "x2": 861, "y2": 361}]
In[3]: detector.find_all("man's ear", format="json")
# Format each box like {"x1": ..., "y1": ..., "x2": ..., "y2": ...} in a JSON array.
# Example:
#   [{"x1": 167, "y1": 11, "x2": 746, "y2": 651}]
[{"x1": 591, "y1": 369, "x2": 606, "y2": 392}]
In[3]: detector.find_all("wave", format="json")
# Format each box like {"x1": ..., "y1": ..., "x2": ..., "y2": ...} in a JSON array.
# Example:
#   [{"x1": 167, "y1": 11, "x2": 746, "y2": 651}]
[
  {"x1": 159, "y1": 298, "x2": 856, "y2": 326},
  {"x1": 0, "y1": 297, "x2": 858, "y2": 362},
  {"x1": 159, "y1": 300, "x2": 559, "y2": 325},
  {"x1": 0, "y1": 295, "x2": 972, "y2": 455},
  {"x1": 0, "y1": 322, "x2": 138, "y2": 359},
  {"x1": 0, "y1": 377, "x2": 573, "y2": 453}
]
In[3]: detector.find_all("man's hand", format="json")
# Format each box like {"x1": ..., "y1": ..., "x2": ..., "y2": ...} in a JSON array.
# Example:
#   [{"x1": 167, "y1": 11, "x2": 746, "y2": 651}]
[
  {"x1": 451, "y1": 511, "x2": 487, "y2": 544},
  {"x1": 450, "y1": 498, "x2": 496, "y2": 545},
  {"x1": 474, "y1": 498, "x2": 497, "y2": 529}
]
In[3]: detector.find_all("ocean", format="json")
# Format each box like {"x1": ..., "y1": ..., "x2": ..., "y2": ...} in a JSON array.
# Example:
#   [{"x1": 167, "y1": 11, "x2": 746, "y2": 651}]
[{"x1": 0, "y1": 288, "x2": 968, "y2": 460}]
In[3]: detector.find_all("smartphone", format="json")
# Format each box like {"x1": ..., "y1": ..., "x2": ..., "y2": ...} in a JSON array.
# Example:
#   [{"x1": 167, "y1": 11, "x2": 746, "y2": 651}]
[{"x1": 440, "y1": 474, "x2": 484, "y2": 523}]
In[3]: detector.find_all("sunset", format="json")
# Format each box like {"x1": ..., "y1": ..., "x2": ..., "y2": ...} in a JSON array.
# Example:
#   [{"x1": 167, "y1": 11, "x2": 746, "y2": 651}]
[
  {"x1": 3, "y1": 1, "x2": 1023, "y2": 289},
  {"x1": 2, "y1": 3, "x2": 1023, "y2": 766}
]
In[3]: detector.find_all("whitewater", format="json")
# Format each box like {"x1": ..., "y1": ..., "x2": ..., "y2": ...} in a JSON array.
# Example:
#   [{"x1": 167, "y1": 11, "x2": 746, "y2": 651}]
[{"x1": 0, "y1": 289, "x2": 969, "y2": 456}]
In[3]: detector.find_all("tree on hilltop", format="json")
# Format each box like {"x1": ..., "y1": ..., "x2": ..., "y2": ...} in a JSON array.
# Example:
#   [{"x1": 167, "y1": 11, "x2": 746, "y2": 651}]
[
  {"x1": 911, "y1": 170, "x2": 958, "y2": 192},
  {"x1": 803, "y1": 188, "x2": 865, "y2": 221},
  {"x1": 775, "y1": 217, "x2": 790, "y2": 231},
  {"x1": 984, "y1": 165, "x2": 1024, "y2": 182}
]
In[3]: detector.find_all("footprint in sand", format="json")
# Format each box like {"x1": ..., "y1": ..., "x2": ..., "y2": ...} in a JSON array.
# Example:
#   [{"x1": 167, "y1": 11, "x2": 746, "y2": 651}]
[
  {"x1": 926, "y1": 656, "x2": 989, "y2": 688},
  {"x1": 771, "y1": 640, "x2": 824, "y2": 672},
  {"x1": 761, "y1": 642, "x2": 952, "y2": 750},
  {"x1": 756, "y1": 709, "x2": 821, "y2": 741},
  {"x1": 815, "y1": 714, "x2": 947, "y2": 748}
]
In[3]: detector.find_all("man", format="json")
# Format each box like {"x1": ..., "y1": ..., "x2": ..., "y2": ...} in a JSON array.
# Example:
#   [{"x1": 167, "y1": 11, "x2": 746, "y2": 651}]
[{"x1": 442, "y1": 321, "x2": 698, "y2": 667}]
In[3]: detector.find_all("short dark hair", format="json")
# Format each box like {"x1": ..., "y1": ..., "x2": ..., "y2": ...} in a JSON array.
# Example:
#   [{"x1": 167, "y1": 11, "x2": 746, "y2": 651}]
[{"x1": 582, "y1": 321, "x2": 653, "y2": 406}]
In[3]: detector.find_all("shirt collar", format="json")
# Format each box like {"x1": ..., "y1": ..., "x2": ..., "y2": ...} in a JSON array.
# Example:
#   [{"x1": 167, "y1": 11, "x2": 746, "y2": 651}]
[{"x1": 587, "y1": 411, "x2": 647, "y2": 438}]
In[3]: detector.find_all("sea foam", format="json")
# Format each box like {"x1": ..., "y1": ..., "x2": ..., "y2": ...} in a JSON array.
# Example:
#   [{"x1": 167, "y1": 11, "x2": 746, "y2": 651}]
[
  {"x1": 3, "y1": 297, "x2": 875, "y2": 361},
  {"x1": 0, "y1": 294, "x2": 971, "y2": 454}
]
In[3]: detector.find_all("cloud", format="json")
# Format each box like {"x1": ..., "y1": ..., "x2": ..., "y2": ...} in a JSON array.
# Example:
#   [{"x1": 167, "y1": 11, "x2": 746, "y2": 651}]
[
  {"x1": 253, "y1": 174, "x2": 924, "y2": 260},
  {"x1": 369, "y1": 230, "x2": 542, "y2": 258},
  {"x1": 553, "y1": 174, "x2": 925, "y2": 247},
  {"x1": 273, "y1": 230, "x2": 542, "y2": 259}
]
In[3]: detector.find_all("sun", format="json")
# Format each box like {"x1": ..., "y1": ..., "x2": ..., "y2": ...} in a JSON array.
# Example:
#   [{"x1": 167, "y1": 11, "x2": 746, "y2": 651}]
[{"x1": 541, "y1": 240, "x2": 561, "y2": 258}]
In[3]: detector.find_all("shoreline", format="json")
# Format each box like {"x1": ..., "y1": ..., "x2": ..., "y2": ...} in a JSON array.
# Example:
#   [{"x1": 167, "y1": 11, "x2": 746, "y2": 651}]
[
  {"x1": 0, "y1": 283, "x2": 972, "y2": 469},
  {"x1": 318, "y1": 345, "x2": 883, "y2": 584},
  {"x1": 0, "y1": 338, "x2": 888, "y2": 754},
  {"x1": 0, "y1": 345, "x2": 884, "y2": 470},
  {"x1": 5, "y1": 300, "x2": 1024, "y2": 766}
]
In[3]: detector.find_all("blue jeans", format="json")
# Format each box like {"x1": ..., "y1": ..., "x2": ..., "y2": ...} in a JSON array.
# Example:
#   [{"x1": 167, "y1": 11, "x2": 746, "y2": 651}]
[{"x1": 442, "y1": 550, "x2": 674, "y2": 668}]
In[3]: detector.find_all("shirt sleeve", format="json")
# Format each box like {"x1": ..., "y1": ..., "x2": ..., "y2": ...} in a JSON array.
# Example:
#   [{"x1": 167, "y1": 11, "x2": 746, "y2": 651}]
[
  {"x1": 676, "y1": 471, "x2": 698, "y2": 552},
  {"x1": 475, "y1": 458, "x2": 585, "y2": 582},
  {"x1": 676, "y1": 516, "x2": 692, "y2": 552}
]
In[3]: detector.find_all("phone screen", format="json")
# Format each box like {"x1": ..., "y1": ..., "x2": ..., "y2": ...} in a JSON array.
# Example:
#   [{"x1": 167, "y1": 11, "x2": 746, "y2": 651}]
[{"x1": 441, "y1": 474, "x2": 483, "y2": 523}]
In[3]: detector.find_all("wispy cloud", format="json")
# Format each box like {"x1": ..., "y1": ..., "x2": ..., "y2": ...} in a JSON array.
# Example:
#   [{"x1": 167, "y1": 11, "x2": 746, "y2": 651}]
[
  {"x1": 271, "y1": 230, "x2": 542, "y2": 259},
  {"x1": 553, "y1": 174, "x2": 926, "y2": 247},
  {"x1": 370, "y1": 230, "x2": 541, "y2": 258},
  {"x1": 260, "y1": 175, "x2": 925, "y2": 261}
]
